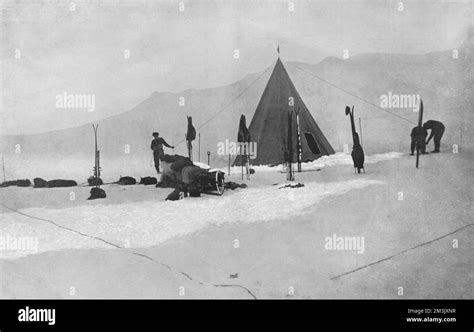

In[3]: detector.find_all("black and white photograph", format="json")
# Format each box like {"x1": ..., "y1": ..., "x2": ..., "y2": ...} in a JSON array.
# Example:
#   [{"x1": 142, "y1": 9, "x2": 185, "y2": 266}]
[{"x1": 0, "y1": 0, "x2": 473, "y2": 327}]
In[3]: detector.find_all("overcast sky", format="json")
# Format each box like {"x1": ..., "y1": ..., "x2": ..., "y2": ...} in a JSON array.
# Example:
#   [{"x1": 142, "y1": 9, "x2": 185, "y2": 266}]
[{"x1": 1, "y1": 0, "x2": 472, "y2": 134}]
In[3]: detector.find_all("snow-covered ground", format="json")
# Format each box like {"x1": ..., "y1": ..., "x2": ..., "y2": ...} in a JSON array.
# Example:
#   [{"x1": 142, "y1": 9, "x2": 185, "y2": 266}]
[
  {"x1": 0, "y1": 178, "x2": 384, "y2": 260},
  {"x1": 231, "y1": 151, "x2": 403, "y2": 173},
  {"x1": 0, "y1": 150, "x2": 472, "y2": 298},
  {"x1": 1, "y1": 151, "x2": 402, "y2": 184},
  {"x1": 0, "y1": 151, "x2": 401, "y2": 260}
]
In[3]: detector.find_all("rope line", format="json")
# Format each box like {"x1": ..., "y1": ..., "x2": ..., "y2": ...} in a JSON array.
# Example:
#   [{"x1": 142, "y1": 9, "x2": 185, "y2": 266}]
[
  {"x1": 0, "y1": 202, "x2": 257, "y2": 299},
  {"x1": 331, "y1": 223, "x2": 474, "y2": 280},
  {"x1": 174, "y1": 65, "x2": 272, "y2": 147},
  {"x1": 289, "y1": 63, "x2": 418, "y2": 125}
]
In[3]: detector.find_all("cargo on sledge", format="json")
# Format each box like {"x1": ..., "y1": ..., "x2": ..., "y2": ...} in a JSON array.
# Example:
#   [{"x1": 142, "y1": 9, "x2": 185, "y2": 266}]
[{"x1": 158, "y1": 154, "x2": 225, "y2": 198}]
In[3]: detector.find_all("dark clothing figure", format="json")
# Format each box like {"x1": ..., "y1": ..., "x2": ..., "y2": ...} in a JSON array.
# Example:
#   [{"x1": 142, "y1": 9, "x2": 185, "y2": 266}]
[
  {"x1": 410, "y1": 126, "x2": 428, "y2": 155},
  {"x1": 351, "y1": 133, "x2": 365, "y2": 173},
  {"x1": 88, "y1": 187, "x2": 106, "y2": 200},
  {"x1": 423, "y1": 120, "x2": 445, "y2": 153},
  {"x1": 185, "y1": 116, "x2": 196, "y2": 142},
  {"x1": 151, "y1": 135, "x2": 173, "y2": 173},
  {"x1": 185, "y1": 116, "x2": 196, "y2": 160}
]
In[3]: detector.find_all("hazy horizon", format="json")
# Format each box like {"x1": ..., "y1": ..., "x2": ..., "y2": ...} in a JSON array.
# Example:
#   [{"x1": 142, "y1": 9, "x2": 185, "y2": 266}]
[{"x1": 1, "y1": 0, "x2": 472, "y2": 135}]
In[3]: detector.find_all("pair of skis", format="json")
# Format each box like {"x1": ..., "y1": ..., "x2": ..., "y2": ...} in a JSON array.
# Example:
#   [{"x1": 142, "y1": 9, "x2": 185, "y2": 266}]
[
  {"x1": 416, "y1": 100, "x2": 424, "y2": 169},
  {"x1": 92, "y1": 124, "x2": 101, "y2": 187},
  {"x1": 237, "y1": 114, "x2": 251, "y2": 181},
  {"x1": 286, "y1": 108, "x2": 303, "y2": 180}
]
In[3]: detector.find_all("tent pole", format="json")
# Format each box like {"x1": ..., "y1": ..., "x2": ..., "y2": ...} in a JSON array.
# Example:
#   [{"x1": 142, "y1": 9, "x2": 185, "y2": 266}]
[
  {"x1": 296, "y1": 111, "x2": 302, "y2": 172},
  {"x1": 245, "y1": 145, "x2": 250, "y2": 180},
  {"x1": 241, "y1": 152, "x2": 243, "y2": 181},
  {"x1": 287, "y1": 110, "x2": 294, "y2": 181}
]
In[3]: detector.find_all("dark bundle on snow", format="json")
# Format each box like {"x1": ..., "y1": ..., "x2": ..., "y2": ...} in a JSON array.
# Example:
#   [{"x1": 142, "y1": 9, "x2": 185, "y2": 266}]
[
  {"x1": 87, "y1": 176, "x2": 103, "y2": 186},
  {"x1": 33, "y1": 178, "x2": 48, "y2": 188},
  {"x1": 47, "y1": 179, "x2": 77, "y2": 188},
  {"x1": 116, "y1": 176, "x2": 136, "y2": 185},
  {"x1": 161, "y1": 154, "x2": 184, "y2": 163},
  {"x1": 165, "y1": 188, "x2": 187, "y2": 201},
  {"x1": 33, "y1": 178, "x2": 77, "y2": 188},
  {"x1": 225, "y1": 182, "x2": 248, "y2": 190},
  {"x1": 170, "y1": 158, "x2": 194, "y2": 172},
  {"x1": 278, "y1": 182, "x2": 304, "y2": 189},
  {"x1": 161, "y1": 155, "x2": 194, "y2": 172},
  {"x1": 156, "y1": 175, "x2": 181, "y2": 189},
  {"x1": 17, "y1": 179, "x2": 31, "y2": 187},
  {"x1": 139, "y1": 177, "x2": 158, "y2": 185},
  {"x1": 88, "y1": 187, "x2": 106, "y2": 200},
  {"x1": 157, "y1": 155, "x2": 194, "y2": 189},
  {"x1": 188, "y1": 187, "x2": 200, "y2": 197},
  {"x1": 0, "y1": 179, "x2": 31, "y2": 187}
]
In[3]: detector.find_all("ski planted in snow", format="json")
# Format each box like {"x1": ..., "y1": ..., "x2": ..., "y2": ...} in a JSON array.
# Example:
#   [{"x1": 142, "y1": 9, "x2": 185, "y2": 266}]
[{"x1": 416, "y1": 99, "x2": 424, "y2": 169}]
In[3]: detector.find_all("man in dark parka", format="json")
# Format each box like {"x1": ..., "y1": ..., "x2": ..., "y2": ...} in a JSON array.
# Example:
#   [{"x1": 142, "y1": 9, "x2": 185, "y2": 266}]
[
  {"x1": 423, "y1": 120, "x2": 445, "y2": 153},
  {"x1": 410, "y1": 126, "x2": 428, "y2": 156},
  {"x1": 151, "y1": 132, "x2": 174, "y2": 173}
]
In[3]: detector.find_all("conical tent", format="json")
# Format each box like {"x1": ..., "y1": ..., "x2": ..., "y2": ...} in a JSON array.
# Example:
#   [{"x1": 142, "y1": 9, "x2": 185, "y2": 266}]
[{"x1": 235, "y1": 58, "x2": 334, "y2": 166}]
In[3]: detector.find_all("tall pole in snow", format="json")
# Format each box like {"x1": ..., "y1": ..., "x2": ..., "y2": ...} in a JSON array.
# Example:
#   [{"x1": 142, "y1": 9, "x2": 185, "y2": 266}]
[
  {"x1": 241, "y1": 149, "x2": 244, "y2": 181},
  {"x1": 287, "y1": 110, "x2": 294, "y2": 181},
  {"x1": 92, "y1": 124, "x2": 101, "y2": 188},
  {"x1": 296, "y1": 109, "x2": 302, "y2": 172},
  {"x1": 359, "y1": 117, "x2": 363, "y2": 147},
  {"x1": 416, "y1": 99, "x2": 424, "y2": 169}
]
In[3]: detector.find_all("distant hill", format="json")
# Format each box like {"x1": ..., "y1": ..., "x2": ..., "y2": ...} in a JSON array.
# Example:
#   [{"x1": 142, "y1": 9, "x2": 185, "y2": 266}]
[{"x1": 1, "y1": 32, "x2": 472, "y2": 169}]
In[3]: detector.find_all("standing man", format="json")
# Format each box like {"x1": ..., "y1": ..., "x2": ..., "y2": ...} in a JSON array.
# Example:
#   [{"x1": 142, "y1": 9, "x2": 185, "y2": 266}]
[
  {"x1": 151, "y1": 132, "x2": 174, "y2": 174},
  {"x1": 423, "y1": 120, "x2": 445, "y2": 153},
  {"x1": 410, "y1": 126, "x2": 428, "y2": 156}
]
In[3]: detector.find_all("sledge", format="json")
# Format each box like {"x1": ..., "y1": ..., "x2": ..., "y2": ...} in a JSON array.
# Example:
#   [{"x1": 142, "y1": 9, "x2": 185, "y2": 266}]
[
  {"x1": 159, "y1": 155, "x2": 226, "y2": 197},
  {"x1": 197, "y1": 170, "x2": 226, "y2": 195}
]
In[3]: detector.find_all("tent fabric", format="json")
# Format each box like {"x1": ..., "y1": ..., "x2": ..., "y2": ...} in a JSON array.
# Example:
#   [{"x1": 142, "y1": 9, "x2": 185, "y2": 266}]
[{"x1": 235, "y1": 58, "x2": 334, "y2": 166}]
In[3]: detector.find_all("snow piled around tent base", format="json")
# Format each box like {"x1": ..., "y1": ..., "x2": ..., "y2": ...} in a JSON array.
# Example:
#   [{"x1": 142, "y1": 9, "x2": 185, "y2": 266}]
[{"x1": 229, "y1": 151, "x2": 403, "y2": 172}]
